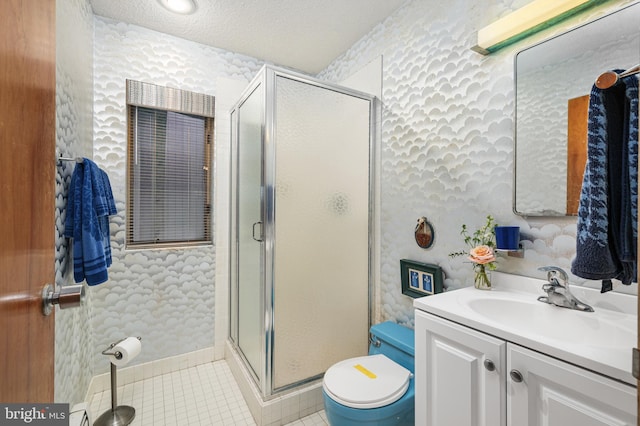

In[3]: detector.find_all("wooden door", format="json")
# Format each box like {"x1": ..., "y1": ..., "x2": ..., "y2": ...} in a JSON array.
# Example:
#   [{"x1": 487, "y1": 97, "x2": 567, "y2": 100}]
[
  {"x1": 0, "y1": 0, "x2": 56, "y2": 402},
  {"x1": 566, "y1": 95, "x2": 589, "y2": 215},
  {"x1": 415, "y1": 310, "x2": 506, "y2": 426}
]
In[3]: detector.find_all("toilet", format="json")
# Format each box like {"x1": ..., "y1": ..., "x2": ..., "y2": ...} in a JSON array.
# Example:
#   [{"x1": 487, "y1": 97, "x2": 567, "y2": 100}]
[{"x1": 322, "y1": 321, "x2": 415, "y2": 426}]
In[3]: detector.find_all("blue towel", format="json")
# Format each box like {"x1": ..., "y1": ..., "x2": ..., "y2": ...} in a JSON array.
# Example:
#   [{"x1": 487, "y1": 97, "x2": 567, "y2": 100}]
[
  {"x1": 98, "y1": 168, "x2": 117, "y2": 267},
  {"x1": 63, "y1": 158, "x2": 117, "y2": 286},
  {"x1": 572, "y1": 73, "x2": 638, "y2": 292},
  {"x1": 620, "y1": 76, "x2": 638, "y2": 279}
]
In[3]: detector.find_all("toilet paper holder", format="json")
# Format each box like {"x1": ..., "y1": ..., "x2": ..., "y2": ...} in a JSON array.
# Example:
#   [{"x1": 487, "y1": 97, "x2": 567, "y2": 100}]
[
  {"x1": 101, "y1": 336, "x2": 142, "y2": 360},
  {"x1": 95, "y1": 337, "x2": 143, "y2": 426}
]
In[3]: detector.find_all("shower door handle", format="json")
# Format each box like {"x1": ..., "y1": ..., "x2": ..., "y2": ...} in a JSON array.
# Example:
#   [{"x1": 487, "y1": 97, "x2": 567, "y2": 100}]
[{"x1": 252, "y1": 222, "x2": 263, "y2": 242}]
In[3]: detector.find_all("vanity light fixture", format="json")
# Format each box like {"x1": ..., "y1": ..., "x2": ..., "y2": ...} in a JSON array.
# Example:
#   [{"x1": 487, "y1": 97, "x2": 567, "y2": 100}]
[
  {"x1": 157, "y1": 0, "x2": 197, "y2": 15},
  {"x1": 471, "y1": 0, "x2": 600, "y2": 55}
]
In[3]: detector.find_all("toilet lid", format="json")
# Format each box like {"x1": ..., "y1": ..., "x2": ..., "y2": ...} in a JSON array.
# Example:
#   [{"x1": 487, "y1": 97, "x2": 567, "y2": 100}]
[{"x1": 323, "y1": 354, "x2": 412, "y2": 409}]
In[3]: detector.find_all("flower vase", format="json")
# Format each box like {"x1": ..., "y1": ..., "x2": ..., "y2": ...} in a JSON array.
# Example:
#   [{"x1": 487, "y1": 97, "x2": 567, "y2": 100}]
[{"x1": 474, "y1": 264, "x2": 492, "y2": 290}]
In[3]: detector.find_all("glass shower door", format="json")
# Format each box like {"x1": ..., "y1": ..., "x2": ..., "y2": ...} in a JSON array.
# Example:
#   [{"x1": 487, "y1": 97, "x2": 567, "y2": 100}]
[
  {"x1": 236, "y1": 84, "x2": 264, "y2": 380},
  {"x1": 230, "y1": 66, "x2": 375, "y2": 398},
  {"x1": 270, "y1": 75, "x2": 371, "y2": 390}
]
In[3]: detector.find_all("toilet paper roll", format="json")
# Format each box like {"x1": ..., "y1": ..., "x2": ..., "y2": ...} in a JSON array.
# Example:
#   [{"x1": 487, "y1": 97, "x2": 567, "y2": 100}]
[{"x1": 109, "y1": 337, "x2": 141, "y2": 366}]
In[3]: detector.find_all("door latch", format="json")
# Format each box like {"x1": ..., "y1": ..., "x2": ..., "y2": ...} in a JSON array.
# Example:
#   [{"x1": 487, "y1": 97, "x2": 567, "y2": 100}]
[{"x1": 42, "y1": 283, "x2": 85, "y2": 316}]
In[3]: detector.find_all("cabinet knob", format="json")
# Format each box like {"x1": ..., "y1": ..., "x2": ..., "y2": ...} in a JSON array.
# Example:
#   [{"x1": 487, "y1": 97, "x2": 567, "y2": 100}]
[
  {"x1": 483, "y1": 359, "x2": 495, "y2": 371},
  {"x1": 510, "y1": 369, "x2": 524, "y2": 383}
]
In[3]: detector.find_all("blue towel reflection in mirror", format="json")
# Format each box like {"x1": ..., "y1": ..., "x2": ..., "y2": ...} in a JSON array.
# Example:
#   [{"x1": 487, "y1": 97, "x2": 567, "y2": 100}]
[{"x1": 572, "y1": 70, "x2": 638, "y2": 293}]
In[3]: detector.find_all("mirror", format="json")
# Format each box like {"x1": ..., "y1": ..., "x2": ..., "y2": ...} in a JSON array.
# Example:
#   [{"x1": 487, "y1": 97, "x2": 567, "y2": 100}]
[{"x1": 514, "y1": 3, "x2": 640, "y2": 216}]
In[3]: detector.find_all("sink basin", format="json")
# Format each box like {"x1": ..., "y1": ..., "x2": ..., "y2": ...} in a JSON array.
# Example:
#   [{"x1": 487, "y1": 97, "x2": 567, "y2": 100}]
[
  {"x1": 466, "y1": 297, "x2": 635, "y2": 349},
  {"x1": 413, "y1": 271, "x2": 638, "y2": 386}
]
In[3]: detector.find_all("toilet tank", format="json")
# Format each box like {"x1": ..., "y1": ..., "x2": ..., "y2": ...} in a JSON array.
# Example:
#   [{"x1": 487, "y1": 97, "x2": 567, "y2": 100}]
[{"x1": 369, "y1": 321, "x2": 415, "y2": 373}]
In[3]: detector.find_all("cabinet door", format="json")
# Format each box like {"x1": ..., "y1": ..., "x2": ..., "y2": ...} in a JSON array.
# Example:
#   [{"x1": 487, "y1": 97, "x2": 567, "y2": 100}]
[
  {"x1": 508, "y1": 343, "x2": 636, "y2": 426},
  {"x1": 415, "y1": 310, "x2": 506, "y2": 426}
]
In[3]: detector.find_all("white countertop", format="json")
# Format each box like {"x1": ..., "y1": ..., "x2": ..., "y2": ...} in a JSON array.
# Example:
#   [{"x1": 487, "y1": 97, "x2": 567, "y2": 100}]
[{"x1": 413, "y1": 272, "x2": 637, "y2": 386}]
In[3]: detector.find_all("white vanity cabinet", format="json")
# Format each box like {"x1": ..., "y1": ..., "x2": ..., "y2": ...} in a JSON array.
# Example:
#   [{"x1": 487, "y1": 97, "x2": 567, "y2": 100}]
[
  {"x1": 415, "y1": 310, "x2": 636, "y2": 426},
  {"x1": 416, "y1": 310, "x2": 506, "y2": 426},
  {"x1": 508, "y1": 344, "x2": 636, "y2": 425}
]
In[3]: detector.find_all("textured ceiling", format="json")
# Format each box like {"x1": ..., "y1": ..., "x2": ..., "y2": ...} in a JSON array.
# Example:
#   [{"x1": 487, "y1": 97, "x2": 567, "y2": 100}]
[{"x1": 89, "y1": 0, "x2": 407, "y2": 74}]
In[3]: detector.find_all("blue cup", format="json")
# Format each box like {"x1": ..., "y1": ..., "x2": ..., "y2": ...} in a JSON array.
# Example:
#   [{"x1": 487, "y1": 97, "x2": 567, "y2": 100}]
[{"x1": 495, "y1": 226, "x2": 520, "y2": 250}]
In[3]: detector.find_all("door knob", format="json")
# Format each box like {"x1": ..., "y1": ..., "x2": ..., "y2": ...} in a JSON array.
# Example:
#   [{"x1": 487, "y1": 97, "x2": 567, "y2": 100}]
[{"x1": 42, "y1": 283, "x2": 85, "y2": 316}]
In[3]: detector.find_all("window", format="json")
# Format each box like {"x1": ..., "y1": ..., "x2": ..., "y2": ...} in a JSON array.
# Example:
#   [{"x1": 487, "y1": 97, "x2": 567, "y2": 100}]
[{"x1": 126, "y1": 80, "x2": 214, "y2": 248}]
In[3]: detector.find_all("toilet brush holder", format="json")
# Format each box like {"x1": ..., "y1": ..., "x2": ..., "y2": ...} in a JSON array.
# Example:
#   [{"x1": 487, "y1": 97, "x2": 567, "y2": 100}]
[{"x1": 94, "y1": 337, "x2": 141, "y2": 426}]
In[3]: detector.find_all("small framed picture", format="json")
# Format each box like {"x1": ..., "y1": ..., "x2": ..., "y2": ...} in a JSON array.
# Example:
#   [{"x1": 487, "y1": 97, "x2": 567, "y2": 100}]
[{"x1": 400, "y1": 259, "x2": 443, "y2": 298}]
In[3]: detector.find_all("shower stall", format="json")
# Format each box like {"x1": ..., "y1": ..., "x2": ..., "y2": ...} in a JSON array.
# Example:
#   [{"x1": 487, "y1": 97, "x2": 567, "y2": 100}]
[{"x1": 229, "y1": 65, "x2": 377, "y2": 399}]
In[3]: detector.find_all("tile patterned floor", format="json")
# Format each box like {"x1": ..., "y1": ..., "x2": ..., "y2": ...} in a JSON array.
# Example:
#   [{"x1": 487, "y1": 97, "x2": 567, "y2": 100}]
[{"x1": 88, "y1": 360, "x2": 328, "y2": 426}]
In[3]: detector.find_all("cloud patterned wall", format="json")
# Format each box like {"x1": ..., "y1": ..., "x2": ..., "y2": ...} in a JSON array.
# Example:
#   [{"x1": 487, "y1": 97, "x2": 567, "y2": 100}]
[
  {"x1": 91, "y1": 17, "x2": 264, "y2": 374},
  {"x1": 318, "y1": 0, "x2": 638, "y2": 326},
  {"x1": 55, "y1": 0, "x2": 95, "y2": 405}
]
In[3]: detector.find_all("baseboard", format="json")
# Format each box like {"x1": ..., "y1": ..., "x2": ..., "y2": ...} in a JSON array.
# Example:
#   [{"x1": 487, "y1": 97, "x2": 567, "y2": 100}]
[{"x1": 84, "y1": 346, "x2": 215, "y2": 402}]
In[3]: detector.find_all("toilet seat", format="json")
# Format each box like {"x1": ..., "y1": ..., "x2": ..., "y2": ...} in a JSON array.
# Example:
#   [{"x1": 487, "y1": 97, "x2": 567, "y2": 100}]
[{"x1": 322, "y1": 354, "x2": 412, "y2": 409}]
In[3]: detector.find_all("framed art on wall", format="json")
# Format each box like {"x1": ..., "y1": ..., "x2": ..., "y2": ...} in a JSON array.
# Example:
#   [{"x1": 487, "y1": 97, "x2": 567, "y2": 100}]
[{"x1": 400, "y1": 259, "x2": 443, "y2": 298}]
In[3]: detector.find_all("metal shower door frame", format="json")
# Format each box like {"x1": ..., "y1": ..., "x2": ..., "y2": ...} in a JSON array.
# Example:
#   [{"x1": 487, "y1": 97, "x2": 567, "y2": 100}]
[{"x1": 230, "y1": 64, "x2": 379, "y2": 399}]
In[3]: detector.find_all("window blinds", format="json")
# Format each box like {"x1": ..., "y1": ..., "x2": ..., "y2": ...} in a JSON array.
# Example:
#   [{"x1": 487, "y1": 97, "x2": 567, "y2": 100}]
[{"x1": 126, "y1": 80, "x2": 214, "y2": 248}]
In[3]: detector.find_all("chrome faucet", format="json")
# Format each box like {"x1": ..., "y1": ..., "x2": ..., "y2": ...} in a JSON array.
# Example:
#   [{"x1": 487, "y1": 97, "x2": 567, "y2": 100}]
[{"x1": 537, "y1": 266, "x2": 594, "y2": 312}]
